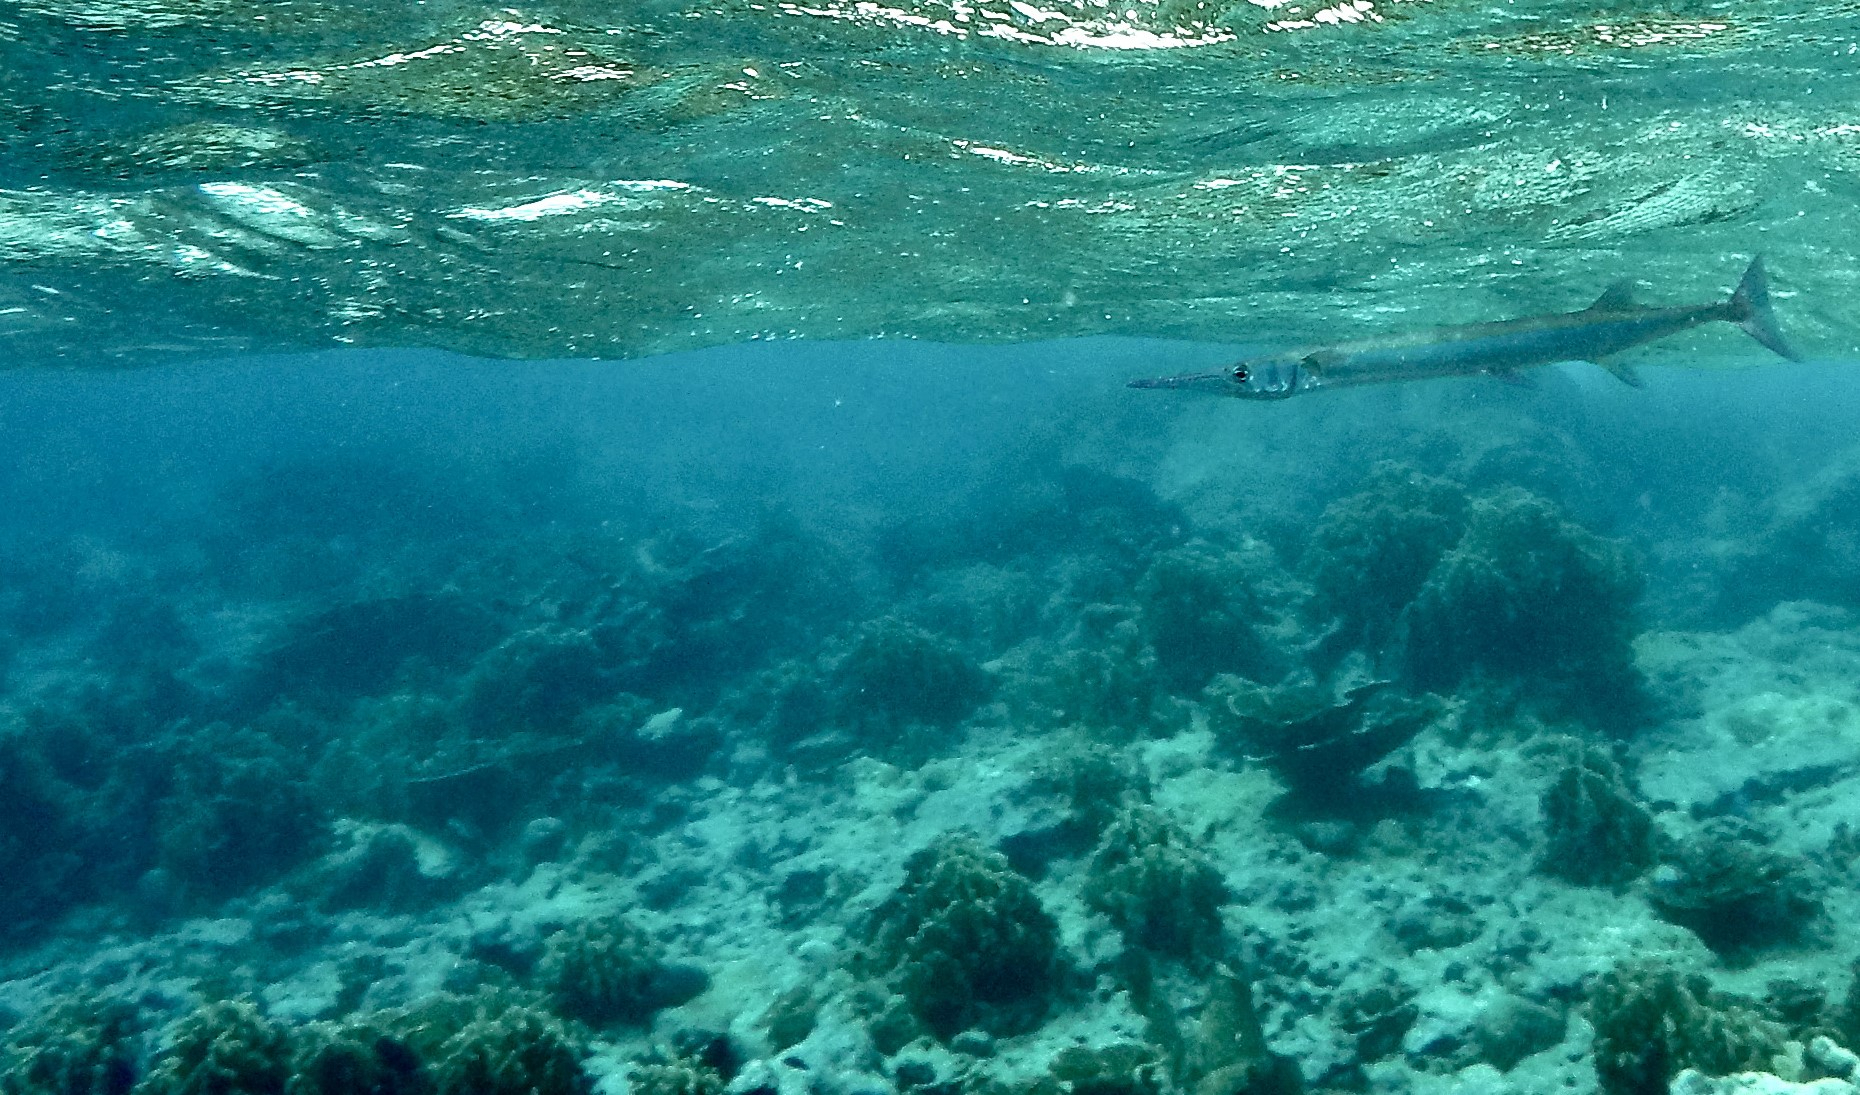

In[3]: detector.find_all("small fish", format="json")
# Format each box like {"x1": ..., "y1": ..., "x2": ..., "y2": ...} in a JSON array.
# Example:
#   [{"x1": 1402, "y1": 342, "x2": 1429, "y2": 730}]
[{"x1": 1129, "y1": 256, "x2": 1800, "y2": 400}]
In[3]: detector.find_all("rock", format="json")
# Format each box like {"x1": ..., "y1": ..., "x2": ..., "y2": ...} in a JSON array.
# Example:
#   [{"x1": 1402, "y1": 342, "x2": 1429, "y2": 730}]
[{"x1": 1670, "y1": 1071, "x2": 1858, "y2": 1095}]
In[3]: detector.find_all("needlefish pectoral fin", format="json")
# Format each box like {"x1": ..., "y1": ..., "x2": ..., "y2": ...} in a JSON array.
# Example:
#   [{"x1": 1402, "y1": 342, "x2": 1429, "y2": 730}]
[
  {"x1": 1729, "y1": 255, "x2": 1802, "y2": 361},
  {"x1": 1301, "y1": 349, "x2": 1346, "y2": 374}
]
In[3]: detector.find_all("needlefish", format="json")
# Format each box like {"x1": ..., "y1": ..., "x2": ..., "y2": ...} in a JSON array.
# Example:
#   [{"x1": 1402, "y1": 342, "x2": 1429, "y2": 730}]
[{"x1": 1128, "y1": 257, "x2": 1800, "y2": 400}]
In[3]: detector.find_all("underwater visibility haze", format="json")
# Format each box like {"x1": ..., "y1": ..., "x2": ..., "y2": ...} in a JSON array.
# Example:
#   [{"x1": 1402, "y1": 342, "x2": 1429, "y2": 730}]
[{"x1": 8, "y1": 3, "x2": 1860, "y2": 1095}]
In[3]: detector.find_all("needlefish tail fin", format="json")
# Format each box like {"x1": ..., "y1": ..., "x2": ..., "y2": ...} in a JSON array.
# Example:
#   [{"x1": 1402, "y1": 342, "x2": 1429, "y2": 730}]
[{"x1": 1729, "y1": 255, "x2": 1802, "y2": 361}]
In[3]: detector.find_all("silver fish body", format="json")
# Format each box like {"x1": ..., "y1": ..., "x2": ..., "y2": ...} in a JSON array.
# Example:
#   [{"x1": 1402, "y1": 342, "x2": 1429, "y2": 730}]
[{"x1": 1129, "y1": 257, "x2": 1799, "y2": 400}]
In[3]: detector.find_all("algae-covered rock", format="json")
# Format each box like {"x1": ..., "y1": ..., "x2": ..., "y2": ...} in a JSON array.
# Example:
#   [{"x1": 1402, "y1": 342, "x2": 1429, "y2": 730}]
[
  {"x1": 1085, "y1": 805, "x2": 1227, "y2": 962},
  {"x1": 1537, "y1": 745, "x2": 1655, "y2": 886},
  {"x1": 1590, "y1": 961, "x2": 1788, "y2": 1095},
  {"x1": 1047, "y1": 1043, "x2": 1164, "y2": 1095},
  {"x1": 1182, "y1": 968, "x2": 1302, "y2": 1095},
  {"x1": 138, "y1": 1000, "x2": 292, "y2": 1095},
  {"x1": 1469, "y1": 994, "x2": 1566, "y2": 1073},
  {"x1": 1333, "y1": 970, "x2": 1420, "y2": 1066},
  {"x1": 1404, "y1": 487, "x2": 1646, "y2": 727},
  {"x1": 864, "y1": 831, "x2": 1060, "y2": 1038}
]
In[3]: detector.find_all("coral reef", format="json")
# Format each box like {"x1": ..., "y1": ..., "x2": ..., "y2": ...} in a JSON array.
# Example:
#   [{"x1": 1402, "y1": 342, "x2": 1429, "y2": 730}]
[
  {"x1": 1024, "y1": 742, "x2": 1148, "y2": 859},
  {"x1": 1016, "y1": 605, "x2": 1165, "y2": 736},
  {"x1": 155, "y1": 723, "x2": 327, "y2": 903},
  {"x1": 1300, "y1": 464, "x2": 1469, "y2": 654},
  {"x1": 1135, "y1": 540, "x2": 1293, "y2": 690},
  {"x1": 0, "y1": 726, "x2": 85, "y2": 933},
  {"x1": 537, "y1": 915, "x2": 704, "y2": 1027},
  {"x1": 1206, "y1": 674, "x2": 1441, "y2": 816},
  {"x1": 1537, "y1": 745, "x2": 1655, "y2": 886},
  {"x1": 138, "y1": 1000, "x2": 293, "y2": 1095},
  {"x1": 830, "y1": 618, "x2": 992, "y2": 736},
  {"x1": 1403, "y1": 487, "x2": 1646, "y2": 727},
  {"x1": 1085, "y1": 805, "x2": 1227, "y2": 961},
  {"x1": 0, "y1": 998, "x2": 141, "y2": 1095},
  {"x1": 288, "y1": 1021, "x2": 428, "y2": 1095},
  {"x1": 457, "y1": 626, "x2": 619, "y2": 736},
  {"x1": 1649, "y1": 819, "x2": 1822, "y2": 955},
  {"x1": 251, "y1": 594, "x2": 499, "y2": 708},
  {"x1": 864, "y1": 832, "x2": 1061, "y2": 1038},
  {"x1": 429, "y1": 1007, "x2": 589, "y2": 1095},
  {"x1": 1589, "y1": 962, "x2": 1787, "y2": 1095}
]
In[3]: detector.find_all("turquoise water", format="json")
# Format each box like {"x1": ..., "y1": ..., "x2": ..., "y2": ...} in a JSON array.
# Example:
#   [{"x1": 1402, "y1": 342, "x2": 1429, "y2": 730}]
[
  {"x1": 7, "y1": 2, "x2": 1860, "y2": 1093},
  {"x1": 6, "y1": 338, "x2": 1860, "y2": 1095}
]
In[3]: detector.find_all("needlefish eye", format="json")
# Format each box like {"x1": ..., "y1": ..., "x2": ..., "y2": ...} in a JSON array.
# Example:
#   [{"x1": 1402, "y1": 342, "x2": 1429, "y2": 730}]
[{"x1": 1232, "y1": 366, "x2": 1250, "y2": 382}]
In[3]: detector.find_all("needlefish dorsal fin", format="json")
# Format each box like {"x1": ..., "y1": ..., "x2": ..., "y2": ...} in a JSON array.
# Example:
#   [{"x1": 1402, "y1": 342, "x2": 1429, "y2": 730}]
[{"x1": 1585, "y1": 281, "x2": 1639, "y2": 313}]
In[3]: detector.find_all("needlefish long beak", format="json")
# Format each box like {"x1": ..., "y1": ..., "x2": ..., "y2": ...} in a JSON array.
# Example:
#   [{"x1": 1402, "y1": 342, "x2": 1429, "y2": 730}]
[{"x1": 1126, "y1": 370, "x2": 1233, "y2": 393}]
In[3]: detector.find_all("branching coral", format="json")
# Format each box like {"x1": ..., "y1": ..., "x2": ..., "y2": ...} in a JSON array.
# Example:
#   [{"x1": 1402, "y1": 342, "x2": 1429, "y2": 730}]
[
  {"x1": 1135, "y1": 541, "x2": 1292, "y2": 690},
  {"x1": 1301, "y1": 464, "x2": 1469, "y2": 653},
  {"x1": 1538, "y1": 745, "x2": 1654, "y2": 886},
  {"x1": 538, "y1": 915, "x2": 703, "y2": 1027},
  {"x1": 1590, "y1": 962, "x2": 1785, "y2": 1095},
  {"x1": 429, "y1": 1007, "x2": 590, "y2": 1095},
  {"x1": 626, "y1": 1054, "x2": 725, "y2": 1095},
  {"x1": 1403, "y1": 487, "x2": 1645, "y2": 726},
  {"x1": 831, "y1": 618, "x2": 992, "y2": 735},
  {"x1": 288, "y1": 1021, "x2": 428, "y2": 1095},
  {"x1": 137, "y1": 1000, "x2": 292, "y2": 1095},
  {"x1": 0, "y1": 998, "x2": 141, "y2": 1095},
  {"x1": 1085, "y1": 805, "x2": 1227, "y2": 961},
  {"x1": 864, "y1": 832, "x2": 1061, "y2": 1039}
]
